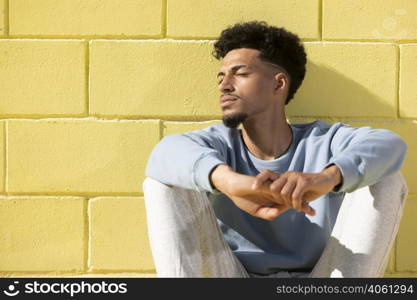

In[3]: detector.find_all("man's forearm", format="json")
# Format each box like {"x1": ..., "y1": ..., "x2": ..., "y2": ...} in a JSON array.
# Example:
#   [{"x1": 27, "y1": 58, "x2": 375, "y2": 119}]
[
  {"x1": 211, "y1": 164, "x2": 343, "y2": 195},
  {"x1": 209, "y1": 164, "x2": 236, "y2": 194},
  {"x1": 210, "y1": 164, "x2": 257, "y2": 196},
  {"x1": 209, "y1": 164, "x2": 288, "y2": 220}
]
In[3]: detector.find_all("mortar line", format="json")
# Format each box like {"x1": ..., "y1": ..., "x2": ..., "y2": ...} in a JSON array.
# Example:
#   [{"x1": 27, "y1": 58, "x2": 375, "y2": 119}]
[
  {"x1": 394, "y1": 236, "x2": 398, "y2": 273},
  {"x1": 3, "y1": 121, "x2": 6, "y2": 194},
  {"x1": 319, "y1": 0, "x2": 323, "y2": 41},
  {"x1": 0, "y1": 34, "x2": 164, "y2": 40},
  {"x1": 84, "y1": 198, "x2": 90, "y2": 272},
  {"x1": 396, "y1": 45, "x2": 401, "y2": 119},
  {"x1": 3, "y1": 192, "x2": 144, "y2": 197},
  {"x1": 86, "y1": 198, "x2": 92, "y2": 272},
  {"x1": 85, "y1": 41, "x2": 90, "y2": 116},
  {"x1": 159, "y1": 119, "x2": 164, "y2": 140},
  {"x1": 162, "y1": 0, "x2": 167, "y2": 38},
  {"x1": 0, "y1": 116, "x2": 416, "y2": 123},
  {"x1": 4, "y1": 0, "x2": 9, "y2": 36},
  {"x1": 2, "y1": 35, "x2": 416, "y2": 44},
  {"x1": 0, "y1": 270, "x2": 157, "y2": 276},
  {"x1": 83, "y1": 268, "x2": 156, "y2": 274}
]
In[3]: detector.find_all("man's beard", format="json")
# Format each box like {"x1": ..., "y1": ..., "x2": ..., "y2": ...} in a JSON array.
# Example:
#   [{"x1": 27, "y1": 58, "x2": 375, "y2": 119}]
[{"x1": 222, "y1": 112, "x2": 248, "y2": 128}]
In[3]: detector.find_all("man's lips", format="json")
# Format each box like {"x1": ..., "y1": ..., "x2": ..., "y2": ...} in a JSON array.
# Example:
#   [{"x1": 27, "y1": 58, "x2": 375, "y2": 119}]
[{"x1": 220, "y1": 96, "x2": 238, "y2": 108}]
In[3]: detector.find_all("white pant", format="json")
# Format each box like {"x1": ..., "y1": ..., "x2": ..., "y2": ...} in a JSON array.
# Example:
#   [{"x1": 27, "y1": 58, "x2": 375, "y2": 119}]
[{"x1": 143, "y1": 172, "x2": 408, "y2": 278}]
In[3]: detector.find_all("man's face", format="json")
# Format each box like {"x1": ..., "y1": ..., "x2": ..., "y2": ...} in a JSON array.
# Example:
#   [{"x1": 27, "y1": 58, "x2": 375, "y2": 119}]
[{"x1": 217, "y1": 48, "x2": 280, "y2": 128}]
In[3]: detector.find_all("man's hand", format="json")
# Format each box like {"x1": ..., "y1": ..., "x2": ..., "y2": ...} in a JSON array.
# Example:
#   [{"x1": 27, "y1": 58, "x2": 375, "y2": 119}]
[
  {"x1": 252, "y1": 165, "x2": 343, "y2": 216},
  {"x1": 210, "y1": 165, "x2": 290, "y2": 220},
  {"x1": 210, "y1": 164, "x2": 342, "y2": 221}
]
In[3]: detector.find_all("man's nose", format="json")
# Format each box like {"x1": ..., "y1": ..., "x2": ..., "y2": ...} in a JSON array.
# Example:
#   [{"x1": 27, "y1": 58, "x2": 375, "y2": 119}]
[{"x1": 218, "y1": 76, "x2": 235, "y2": 93}]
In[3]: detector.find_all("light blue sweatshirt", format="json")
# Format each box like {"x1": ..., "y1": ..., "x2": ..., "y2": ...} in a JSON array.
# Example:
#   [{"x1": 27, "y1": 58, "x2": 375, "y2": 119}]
[{"x1": 145, "y1": 120, "x2": 407, "y2": 275}]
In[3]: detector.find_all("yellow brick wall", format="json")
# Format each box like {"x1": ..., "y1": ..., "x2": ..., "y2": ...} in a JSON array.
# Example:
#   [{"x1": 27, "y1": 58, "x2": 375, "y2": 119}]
[{"x1": 0, "y1": 0, "x2": 416, "y2": 278}]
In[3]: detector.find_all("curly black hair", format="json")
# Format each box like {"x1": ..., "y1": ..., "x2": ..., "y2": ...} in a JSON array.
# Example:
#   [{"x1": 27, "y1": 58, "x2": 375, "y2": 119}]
[{"x1": 213, "y1": 21, "x2": 307, "y2": 105}]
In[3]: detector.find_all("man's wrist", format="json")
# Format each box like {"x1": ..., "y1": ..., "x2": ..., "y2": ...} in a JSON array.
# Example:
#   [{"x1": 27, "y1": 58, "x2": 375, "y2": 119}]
[{"x1": 322, "y1": 164, "x2": 343, "y2": 189}]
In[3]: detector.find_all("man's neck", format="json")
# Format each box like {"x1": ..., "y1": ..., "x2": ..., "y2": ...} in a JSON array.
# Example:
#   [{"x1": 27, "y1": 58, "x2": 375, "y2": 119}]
[{"x1": 241, "y1": 114, "x2": 292, "y2": 161}]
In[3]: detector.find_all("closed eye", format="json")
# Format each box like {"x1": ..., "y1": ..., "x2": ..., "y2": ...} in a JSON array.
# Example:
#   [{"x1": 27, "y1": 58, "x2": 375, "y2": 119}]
[{"x1": 217, "y1": 73, "x2": 250, "y2": 84}]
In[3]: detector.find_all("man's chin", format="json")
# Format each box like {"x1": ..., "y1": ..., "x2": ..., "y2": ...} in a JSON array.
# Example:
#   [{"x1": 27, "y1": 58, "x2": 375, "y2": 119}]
[{"x1": 222, "y1": 112, "x2": 248, "y2": 128}]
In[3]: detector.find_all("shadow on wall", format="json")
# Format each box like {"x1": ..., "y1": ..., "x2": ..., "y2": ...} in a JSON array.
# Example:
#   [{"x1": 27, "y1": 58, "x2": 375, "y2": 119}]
[{"x1": 286, "y1": 61, "x2": 395, "y2": 118}]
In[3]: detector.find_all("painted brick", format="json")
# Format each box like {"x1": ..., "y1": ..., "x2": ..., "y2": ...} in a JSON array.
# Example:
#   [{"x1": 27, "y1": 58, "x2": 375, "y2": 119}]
[
  {"x1": 397, "y1": 198, "x2": 417, "y2": 272},
  {"x1": 287, "y1": 42, "x2": 397, "y2": 117},
  {"x1": 0, "y1": 196, "x2": 85, "y2": 271},
  {"x1": 0, "y1": 0, "x2": 4, "y2": 35},
  {"x1": 90, "y1": 41, "x2": 221, "y2": 118},
  {"x1": 163, "y1": 120, "x2": 221, "y2": 136},
  {"x1": 386, "y1": 273, "x2": 417, "y2": 278},
  {"x1": 323, "y1": 0, "x2": 417, "y2": 41},
  {"x1": 400, "y1": 44, "x2": 417, "y2": 118},
  {"x1": 9, "y1": 0, "x2": 161, "y2": 36},
  {"x1": 0, "y1": 122, "x2": 4, "y2": 193},
  {"x1": 7, "y1": 120, "x2": 160, "y2": 194},
  {"x1": 167, "y1": 0, "x2": 320, "y2": 39},
  {"x1": 0, "y1": 40, "x2": 85, "y2": 116},
  {"x1": 89, "y1": 197, "x2": 154, "y2": 271}
]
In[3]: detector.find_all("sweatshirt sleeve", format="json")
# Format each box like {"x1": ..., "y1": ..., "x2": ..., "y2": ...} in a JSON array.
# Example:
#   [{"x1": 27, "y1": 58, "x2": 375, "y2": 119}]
[
  {"x1": 326, "y1": 123, "x2": 407, "y2": 193},
  {"x1": 145, "y1": 127, "x2": 229, "y2": 193}
]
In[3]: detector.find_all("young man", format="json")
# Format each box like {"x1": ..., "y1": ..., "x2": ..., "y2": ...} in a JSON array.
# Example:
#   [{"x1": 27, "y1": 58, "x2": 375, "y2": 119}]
[{"x1": 144, "y1": 21, "x2": 408, "y2": 277}]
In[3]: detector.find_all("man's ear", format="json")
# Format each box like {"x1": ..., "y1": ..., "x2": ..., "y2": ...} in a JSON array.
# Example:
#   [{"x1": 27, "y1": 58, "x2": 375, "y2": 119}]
[{"x1": 274, "y1": 73, "x2": 289, "y2": 94}]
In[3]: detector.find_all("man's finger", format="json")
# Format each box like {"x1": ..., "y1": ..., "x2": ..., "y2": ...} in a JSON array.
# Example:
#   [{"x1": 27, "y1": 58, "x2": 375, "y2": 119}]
[
  {"x1": 291, "y1": 182, "x2": 305, "y2": 212},
  {"x1": 256, "y1": 204, "x2": 288, "y2": 220},
  {"x1": 270, "y1": 177, "x2": 287, "y2": 204},
  {"x1": 257, "y1": 206, "x2": 279, "y2": 220},
  {"x1": 252, "y1": 169, "x2": 280, "y2": 189},
  {"x1": 302, "y1": 202, "x2": 316, "y2": 216},
  {"x1": 292, "y1": 184, "x2": 316, "y2": 216},
  {"x1": 280, "y1": 180, "x2": 297, "y2": 208}
]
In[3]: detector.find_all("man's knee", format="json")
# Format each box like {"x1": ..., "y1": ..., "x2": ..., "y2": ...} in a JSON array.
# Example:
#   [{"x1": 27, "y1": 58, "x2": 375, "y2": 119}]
[
  {"x1": 143, "y1": 177, "x2": 175, "y2": 195},
  {"x1": 368, "y1": 172, "x2": 408, "y2": 210},
  {"x1": 143, "y1": 177, "x2": 208, "y2": 207}
]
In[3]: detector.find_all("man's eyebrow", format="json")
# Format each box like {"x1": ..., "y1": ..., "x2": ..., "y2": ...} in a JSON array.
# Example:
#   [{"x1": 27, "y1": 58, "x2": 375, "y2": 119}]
[{"x1": 217, "y1": 64, "x2": 250, "y2": 77}]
